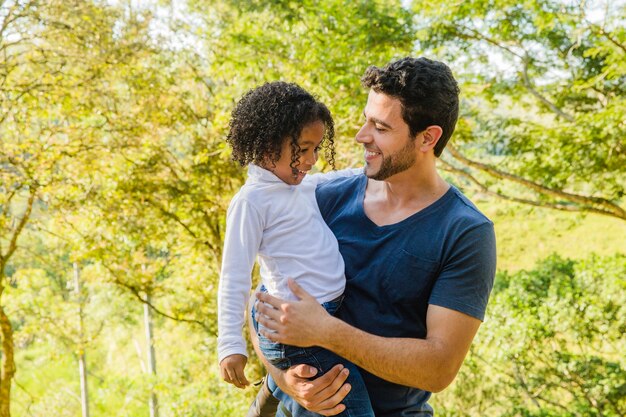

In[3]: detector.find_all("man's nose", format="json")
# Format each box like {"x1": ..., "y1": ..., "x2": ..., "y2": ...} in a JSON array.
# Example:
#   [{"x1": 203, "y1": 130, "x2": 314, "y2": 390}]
[{"x1": 355, "y1": 124, "x2": 370, "y2": 144}]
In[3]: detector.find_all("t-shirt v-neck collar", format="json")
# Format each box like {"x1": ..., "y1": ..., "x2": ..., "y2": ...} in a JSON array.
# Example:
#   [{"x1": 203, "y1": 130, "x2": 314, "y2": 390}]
[{"x1": 356, "y1": 176, "x2": 455, "y2": 229}]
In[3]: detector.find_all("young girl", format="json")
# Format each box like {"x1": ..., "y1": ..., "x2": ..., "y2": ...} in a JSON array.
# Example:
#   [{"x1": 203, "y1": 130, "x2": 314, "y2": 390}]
[{"x1": 217, "y1": 81, "x2": 374, "y2": 417}]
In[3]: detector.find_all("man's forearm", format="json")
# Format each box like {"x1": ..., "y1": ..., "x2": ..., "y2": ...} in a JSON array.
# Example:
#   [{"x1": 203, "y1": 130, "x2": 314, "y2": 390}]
[
  {"x1": 317, "y1": 306, "x2": 480, "y2": 392},
  {"x1": 318, "y1": 319, "x2": 446, "y2": 391}
]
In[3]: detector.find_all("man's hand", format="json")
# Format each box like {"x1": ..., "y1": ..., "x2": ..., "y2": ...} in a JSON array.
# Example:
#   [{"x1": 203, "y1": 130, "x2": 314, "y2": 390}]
[
  {"x1": 274, "y1": 363, "x2": 352, "y2": 416},
  {"x1": 249, "y1": 284, "x2": 351, "y2": 415},
  {"x1": 219, "y1": 354, "x2": 250, "y2": 389},
  {"x1": 255, "y1": 279, "x2": 336, "y2": 347}
]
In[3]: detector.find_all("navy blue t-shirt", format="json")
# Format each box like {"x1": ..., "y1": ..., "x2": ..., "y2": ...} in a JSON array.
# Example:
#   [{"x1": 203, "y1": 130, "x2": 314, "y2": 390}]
[{"x1": 315, "y1": 174, "x2": 497, "y2": 417}]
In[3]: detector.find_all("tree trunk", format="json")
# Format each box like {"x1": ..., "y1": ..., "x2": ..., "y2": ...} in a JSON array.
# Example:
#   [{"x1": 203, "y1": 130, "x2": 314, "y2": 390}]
[
  {"x1": 0, "y1": 188, "x2": 35, "y2": 417},
  {"x1": 144, "y1": 291, "x2": 158, "y2": 417},
  {"x1": 74, "y1": 263, "x2": 90, "y2": 417},
  {"x1": 0, "y1": 270, "x2": 15, "y2": 417}
]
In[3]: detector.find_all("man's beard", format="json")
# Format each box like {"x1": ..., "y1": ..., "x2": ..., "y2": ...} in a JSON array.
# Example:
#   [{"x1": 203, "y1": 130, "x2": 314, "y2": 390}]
[{"x1": 366, "y1": 137, "x2": 416, "y2": 181}]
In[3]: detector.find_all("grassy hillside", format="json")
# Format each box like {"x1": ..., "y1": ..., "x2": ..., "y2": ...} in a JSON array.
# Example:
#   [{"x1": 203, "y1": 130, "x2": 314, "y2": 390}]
[{"x1": 476, "y1": 198, "x2": 626, "y2": 271}]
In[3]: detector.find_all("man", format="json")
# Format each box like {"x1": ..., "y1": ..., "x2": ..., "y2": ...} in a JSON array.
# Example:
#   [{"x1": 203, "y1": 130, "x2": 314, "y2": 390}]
[{"x1": 252, "y1": 56, "x2": 496, "y2": 416}]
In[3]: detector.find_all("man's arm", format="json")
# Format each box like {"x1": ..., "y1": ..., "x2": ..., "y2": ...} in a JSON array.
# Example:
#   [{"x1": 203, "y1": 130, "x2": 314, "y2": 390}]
[
  {"x1": 327, "y1": 304, "x2": 478, "y2": 392},
  {"x1": 255, "y1": 280, "x2": 481, "y2": 392},
  {"x1": 247, "y1": 294, "x2": 351, "y2": 415}
]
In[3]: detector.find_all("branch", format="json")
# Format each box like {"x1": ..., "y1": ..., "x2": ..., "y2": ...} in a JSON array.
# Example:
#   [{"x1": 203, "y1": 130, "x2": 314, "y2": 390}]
[
  {"x1": 558, "y1": 365, "x2": 602, "y2": 415},
  {"x1": 533, "y1": 391, "x2": 580, "y2": 415},
  {"x1": 100, "y1": 262, "x2": 212, "y2": 333},
  {"x1": 457, "y1": 24, "x2": 525, "y2": 60},
  {"x1": 120, "y1": 279, "x2": 213, "y2": 334},
  {"x1": 512, "y1": 364, "x2": 542, "y2": 408},
  {"x1": 142, "y1": 195, "x2": 218, "y2": 254},
  {"x1": 3, "y1": 183, "x2": 24, "y2": 212},
  {"x1": 513, "y1": 361, "x2": 579, "y2": 414},
  {"x1": 34, "y1": 220, "x2": 214, "y2": 333},
  {"x1": 0, "y1": 2, "x2": 20, "y2": 40},
  {"x1": 521, "y1": 59, "x2": 575, "y2": 122},
  {"x1": 474, "y1": 350, "x2": 571, "y2": 413},
  {"x1": 585, "y1": 20, "x2": 626, "y2": 55},
  {"x1": 13, "y1": 377, "x2": 36, "y2": 417},
  {"x1": 208, "y1": 215, "x2": 222, "y2": 258},
  {"x1": 185, "y1": 56, "x2": 214, "y2": 96},
  {"x1": 142, "y1": 196, "x2": 198, "y2": 240},
  {"x1": 444, "y1": 146, "x2": 626, "y2": 221},
  {"x1": 2, "y1": 185, "x2": 36, "y2": 260},
  {"x1": 0, "y1": 183, "x2": 24, "y2": 245},
  {"x1": 439, "y1": 160, "x2": 600, "y2": 213},
  {"x1": 455, "y1": 24, "x2": 576, "y2": 122}
]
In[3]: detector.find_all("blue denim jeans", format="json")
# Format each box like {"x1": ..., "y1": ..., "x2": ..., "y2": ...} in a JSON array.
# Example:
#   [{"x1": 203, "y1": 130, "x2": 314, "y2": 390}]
[{"x1": 252, "y1": 288, "x2": 374, "y2": 417}]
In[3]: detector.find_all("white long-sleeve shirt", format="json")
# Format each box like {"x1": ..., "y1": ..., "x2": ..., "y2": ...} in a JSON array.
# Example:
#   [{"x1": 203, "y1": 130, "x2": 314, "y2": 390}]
[{"x1": 217, "y1": 164, "x2": 361, "y2": 362}]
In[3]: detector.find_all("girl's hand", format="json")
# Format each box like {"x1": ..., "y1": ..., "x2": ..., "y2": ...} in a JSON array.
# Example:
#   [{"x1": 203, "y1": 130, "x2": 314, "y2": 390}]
[{"x1": 219, "y1": 354, "x2": 250, "y2": 389}]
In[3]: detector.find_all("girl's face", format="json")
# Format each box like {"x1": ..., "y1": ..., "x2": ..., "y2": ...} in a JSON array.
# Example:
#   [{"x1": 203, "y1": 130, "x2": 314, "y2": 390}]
[{"x1": 265, "y1": 120, "x2": 325, "y2": 185}]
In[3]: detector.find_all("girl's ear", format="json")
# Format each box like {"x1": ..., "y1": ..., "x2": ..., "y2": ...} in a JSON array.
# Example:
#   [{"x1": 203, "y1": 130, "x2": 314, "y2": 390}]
[
  {"x1": 259, "y1": 150, "x2": 279, "y2": 171},
  {"x1": 418, "y1": 125, "x2": 443, "y2": 152},
  {"x1": 258, "y1": 156, "x2": 272, "y2": 171}
]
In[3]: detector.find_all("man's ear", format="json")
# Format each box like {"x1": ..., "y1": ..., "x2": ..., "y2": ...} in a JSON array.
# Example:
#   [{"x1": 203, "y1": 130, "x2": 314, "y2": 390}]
[{"x1": 419, "y1": 125, "x2": 443, "y2": 152}]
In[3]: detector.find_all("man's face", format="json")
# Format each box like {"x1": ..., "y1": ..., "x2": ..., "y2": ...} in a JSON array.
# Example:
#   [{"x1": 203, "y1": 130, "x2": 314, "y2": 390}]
[
  {"x1": 264, "y1": 120, "x2": 324, "y2": 185},
  {"x1": 356, "y1": 90, "x2": 417, "y2": 180}
]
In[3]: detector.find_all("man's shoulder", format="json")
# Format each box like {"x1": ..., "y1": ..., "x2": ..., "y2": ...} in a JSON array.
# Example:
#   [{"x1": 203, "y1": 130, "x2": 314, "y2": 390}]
[
  {"x1": 445, "y1": 187, "x2": 493, "y2": 229},
  {"x1": 316, "y1": 173, "x2": 363, "y2": 196},
  {"x1": 315, "y1": 174, "x2": 364, "y2": 218}
]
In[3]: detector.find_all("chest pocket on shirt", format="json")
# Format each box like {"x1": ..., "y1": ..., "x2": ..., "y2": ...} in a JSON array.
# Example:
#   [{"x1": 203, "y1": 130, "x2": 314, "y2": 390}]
[{"x1": 382, "y1": 250, "x2": 439, "y2": 305}]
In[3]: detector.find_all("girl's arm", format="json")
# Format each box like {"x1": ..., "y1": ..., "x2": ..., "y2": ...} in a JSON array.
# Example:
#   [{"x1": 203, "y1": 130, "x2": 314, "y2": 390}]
[{"x1": 217, "y1": 196, "x2": 264, "y2": 364}]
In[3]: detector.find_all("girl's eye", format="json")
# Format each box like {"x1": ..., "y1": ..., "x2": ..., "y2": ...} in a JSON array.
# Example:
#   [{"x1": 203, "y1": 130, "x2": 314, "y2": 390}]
[
  {"x1": 314, "y1": 146, "x2": 320, "y2": 153},
  {"x1": 300, "y1": 148, "x2": 309, "y2": 154}
]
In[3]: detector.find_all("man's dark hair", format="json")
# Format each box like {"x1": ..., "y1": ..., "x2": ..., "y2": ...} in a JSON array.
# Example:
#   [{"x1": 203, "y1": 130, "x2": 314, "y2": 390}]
[
  {"x1": 226, "y1": 81, "x2": 335, "y2": 170},
  {"x1": 361, "y1": 57, "x2": 460, "y2": 157}
]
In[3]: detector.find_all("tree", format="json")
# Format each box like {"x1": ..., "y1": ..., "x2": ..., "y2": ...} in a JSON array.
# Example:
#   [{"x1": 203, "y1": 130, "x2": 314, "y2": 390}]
[
  {"x1": 3, "y1": 0, "x2": 254, "y2": 411},
  {"x1": 0, "y1": 1, "x2": 80, "y2": 412},
  {"x1": 411, "y1": 0, "x2": 626, "y2": 221},
  {"x1": 72, "y1": 263, "x2": 91, "y2": 417},
  {"x1": 1, "y1": 1, "x2": 179, "y2": 413}
]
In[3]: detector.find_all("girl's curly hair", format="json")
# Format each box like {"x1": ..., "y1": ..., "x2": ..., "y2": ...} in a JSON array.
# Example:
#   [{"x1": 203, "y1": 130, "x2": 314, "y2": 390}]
[{"x1": 226, "y1": 81, "x2": 335, "y2": 171}]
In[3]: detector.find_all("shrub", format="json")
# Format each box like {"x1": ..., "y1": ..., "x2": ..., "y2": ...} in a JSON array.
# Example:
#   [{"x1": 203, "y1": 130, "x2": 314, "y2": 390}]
[{"x1": 434, "y1": 254, "x2": 626, "y2": 416}]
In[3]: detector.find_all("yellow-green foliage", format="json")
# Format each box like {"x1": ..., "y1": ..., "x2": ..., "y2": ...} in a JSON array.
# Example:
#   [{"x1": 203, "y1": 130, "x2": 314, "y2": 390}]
[
  {"x1": 434, "y1": 254, "x2": 626, "y2": 416},
  {"x1": 2, "y1": 1, "x2": 625, "y2": 416}
]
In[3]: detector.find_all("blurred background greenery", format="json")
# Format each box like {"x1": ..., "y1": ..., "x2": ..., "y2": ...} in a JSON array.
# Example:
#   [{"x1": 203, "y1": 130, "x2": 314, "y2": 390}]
[{"x1": 1, "y1": 0, "x2": 624, "y2": 416}]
